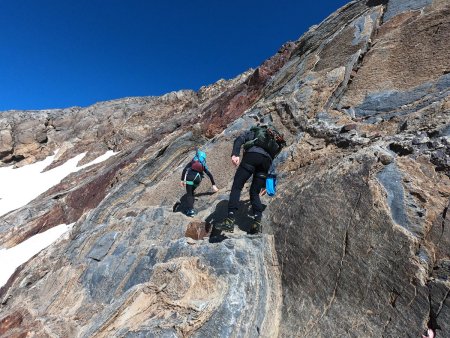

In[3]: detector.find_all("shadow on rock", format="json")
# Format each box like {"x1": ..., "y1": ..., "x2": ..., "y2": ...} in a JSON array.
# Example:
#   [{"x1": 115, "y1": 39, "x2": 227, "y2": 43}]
[
  {"x1": 173, "y1": 191, "x2": 216, "y2": 214},
  {"x1": 206, "y1": 199, "x2": 259, "y2": 243}
]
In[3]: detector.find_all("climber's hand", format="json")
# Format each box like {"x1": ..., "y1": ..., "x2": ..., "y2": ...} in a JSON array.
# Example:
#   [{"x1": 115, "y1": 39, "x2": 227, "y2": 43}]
[
  {"x1": 231, "y1": 155, "x2": 240, "y2": 167},
  {"x1": 422, "y1": 329, "x2": 435, "y2": 338}
]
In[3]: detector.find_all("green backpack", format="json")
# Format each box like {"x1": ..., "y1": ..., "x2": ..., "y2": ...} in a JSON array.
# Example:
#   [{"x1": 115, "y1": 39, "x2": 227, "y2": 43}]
[{"x1": 243, "y1": 125, "x2": 286, "y2": 158}]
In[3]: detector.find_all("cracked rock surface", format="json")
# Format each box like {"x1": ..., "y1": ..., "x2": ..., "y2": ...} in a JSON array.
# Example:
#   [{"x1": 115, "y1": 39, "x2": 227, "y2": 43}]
[{"x1": 0, "y1": 0, "x2": 449, "y2": 337}]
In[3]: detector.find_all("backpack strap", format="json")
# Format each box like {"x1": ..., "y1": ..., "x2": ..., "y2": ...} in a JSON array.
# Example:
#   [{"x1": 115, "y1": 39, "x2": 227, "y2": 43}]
[{"x1": 183, "y1": 171, "x2": 201, "y2": 187}]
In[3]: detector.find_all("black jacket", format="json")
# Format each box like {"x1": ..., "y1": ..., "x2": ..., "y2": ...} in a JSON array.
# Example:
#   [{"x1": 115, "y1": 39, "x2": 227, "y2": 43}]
[
  {"x1": 232, "y1": 129, "x2": 273, "y2": 160},
  {"x1": 181, "y1": 160, "x2": 216, "y2": 185}
]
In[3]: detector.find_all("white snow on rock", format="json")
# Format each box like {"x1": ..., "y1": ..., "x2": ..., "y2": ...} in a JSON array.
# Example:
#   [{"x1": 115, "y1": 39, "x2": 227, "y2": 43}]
[
  {"x1": 0, "y1": 150, "x2": 117, "y2": 288},
  {"x1": 0, "y1": 150, "x2": 116, "y2": 217},
  {"x1": 0, "y1": 222, "x2": 74, "y2": 288}
]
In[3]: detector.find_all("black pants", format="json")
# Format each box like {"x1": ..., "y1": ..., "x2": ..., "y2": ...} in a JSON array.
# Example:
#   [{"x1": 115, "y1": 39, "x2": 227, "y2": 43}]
[
  {"x1": 228, "y1": 152, "x2": 271, "y2": 220},
  {"x1": 185, "y1": 170, "x2": 202, "y2": 210}
]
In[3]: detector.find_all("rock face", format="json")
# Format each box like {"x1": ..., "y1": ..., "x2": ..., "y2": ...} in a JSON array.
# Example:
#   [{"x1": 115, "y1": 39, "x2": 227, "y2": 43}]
[{"x1": 0, "y1": 0, "x2": 449, "y2": 337}]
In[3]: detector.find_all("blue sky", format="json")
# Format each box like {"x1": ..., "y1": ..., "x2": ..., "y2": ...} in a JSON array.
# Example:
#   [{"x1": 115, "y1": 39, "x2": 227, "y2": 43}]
[{"x1": 0, "y1": 0, "x2": 349, "y2": 111}]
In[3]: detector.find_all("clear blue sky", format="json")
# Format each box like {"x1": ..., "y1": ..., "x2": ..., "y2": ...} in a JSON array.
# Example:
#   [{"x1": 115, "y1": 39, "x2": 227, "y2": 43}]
[{"x1": 0, "y1": 0, "x2": 349, "y2": 111}]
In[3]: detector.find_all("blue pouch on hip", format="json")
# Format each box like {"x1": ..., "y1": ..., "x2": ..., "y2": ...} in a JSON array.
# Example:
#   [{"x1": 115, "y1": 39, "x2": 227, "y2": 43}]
[{"x1": 266, "y1": 174, "x2": 277, "y2": 197}]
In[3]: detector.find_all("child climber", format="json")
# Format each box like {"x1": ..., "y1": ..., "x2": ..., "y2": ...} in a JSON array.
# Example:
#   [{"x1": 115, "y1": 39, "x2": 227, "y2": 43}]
[{"x1": 180, "y1": 150, "x2": 218, "y2": 216}]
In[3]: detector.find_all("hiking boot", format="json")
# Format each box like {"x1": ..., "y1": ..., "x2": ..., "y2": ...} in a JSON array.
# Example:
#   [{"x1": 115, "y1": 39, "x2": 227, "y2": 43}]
[
  {"x1": 173, "y1": 201, "x2": 181, "y2": 212},
  {"x1": 215, "y1": 217, "x2": 235, "y2": 233},
  {"x1": 185, "y1": 209, "x2": 196, "y2": 217},
  {"x1": 249, "y1": 219, "x2": 262, "y2": 234}
]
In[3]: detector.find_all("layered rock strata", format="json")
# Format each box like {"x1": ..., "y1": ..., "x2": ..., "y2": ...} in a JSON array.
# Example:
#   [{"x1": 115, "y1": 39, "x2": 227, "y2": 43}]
[{"x1": 0, "y1": 0, "x2": 449, "y2": 337}]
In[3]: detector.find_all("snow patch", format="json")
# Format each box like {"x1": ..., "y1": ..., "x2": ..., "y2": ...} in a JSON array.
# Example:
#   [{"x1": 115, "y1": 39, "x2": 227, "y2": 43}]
[
  {"x1": 0, "y1": 150, "x2": 116, "y2": 217},
  {"x1": 0, "y1": 223, "x2": 74, "y2": 288}
]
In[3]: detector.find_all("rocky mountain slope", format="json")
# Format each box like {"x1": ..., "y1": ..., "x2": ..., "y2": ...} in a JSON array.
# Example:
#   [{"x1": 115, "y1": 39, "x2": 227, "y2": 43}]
[{"x1": 0, "y1": 0, "x2": 449, "y2": 336}]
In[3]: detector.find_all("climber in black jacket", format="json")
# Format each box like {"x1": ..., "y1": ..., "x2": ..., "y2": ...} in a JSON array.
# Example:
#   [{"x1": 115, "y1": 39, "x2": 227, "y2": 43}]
[
  {"x1": 215, "y1": 125, "x2": 285, "y2": 234},
  {"x1": 180, "y1": 150, "x2": 218, "y2": 217}
]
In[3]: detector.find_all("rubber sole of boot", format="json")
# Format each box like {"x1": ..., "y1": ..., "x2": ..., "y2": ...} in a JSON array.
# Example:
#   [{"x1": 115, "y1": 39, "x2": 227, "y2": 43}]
[
  {"x1": 249, "y1": 223, "x2": 262, "y2": 235},
  {"x1": 214, "y1": 223, "x2": 234, "y2": 233}
]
